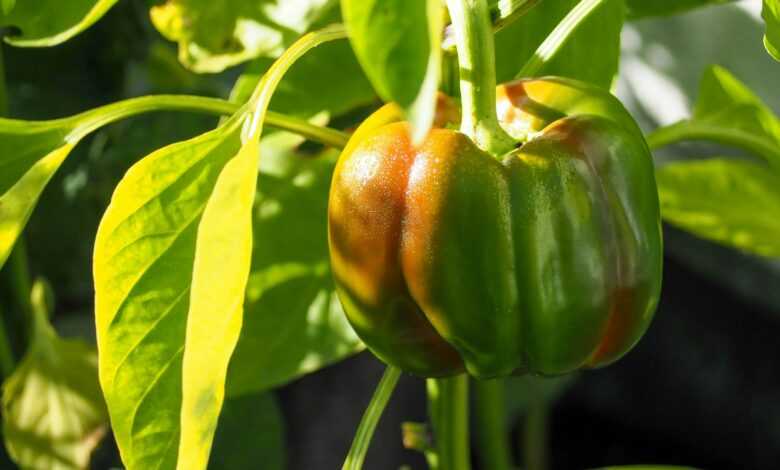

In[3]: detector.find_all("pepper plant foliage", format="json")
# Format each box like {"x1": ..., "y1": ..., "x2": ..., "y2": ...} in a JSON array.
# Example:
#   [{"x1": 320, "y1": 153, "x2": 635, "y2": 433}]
[{"x1": 0, "y1": 0, "x2": 778, "y2": 469}]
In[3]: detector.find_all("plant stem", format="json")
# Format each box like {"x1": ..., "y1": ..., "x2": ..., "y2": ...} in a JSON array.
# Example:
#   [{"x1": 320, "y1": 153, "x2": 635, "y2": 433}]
[
  {"x1": 428, "y1": 375, "x2": 471, "y2": 470},
  {"x1": 646, "y1": 121, "x2": 780, "y2": 172},
  {"x1": 516, "y1": 0, "x2": 606, "y2": 79},
  {"x1": 66, "y1": 95, "x2": 349, "y2": 149},
  {"x1": 446, "y1": 0, "x2": 515, "y2": 156},
  {"x1": 342, "y1": 366, "x2": 402, "y2": 470},
  {"x1": 522, "y1": 400, "x2": 549, "y2": 470},
  {"x1": 474, "y1": 379, "x2": 513, "y2": 470},
  {"x1": 244, "y1": 24, "x2": 347, "y2": 142}
]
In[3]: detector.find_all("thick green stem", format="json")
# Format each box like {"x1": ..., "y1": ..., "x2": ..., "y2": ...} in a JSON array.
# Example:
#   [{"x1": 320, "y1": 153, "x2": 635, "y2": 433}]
[
  {"x1": 342, "y1": 366, "x2": 402, "y2": 470},
  {"x1": 516, "y1": 0, "x2": 606, "y2": 79},
  {"x1": 646, "y1": 121, "x2": 780, "y2": 172},
  {"x1": 428, "y1": 375, "x2": 471, "y2": 470},
  {"x1": 522, "y1": 400, "x2": 549, "y2": 470},
  {"x1": 66, "y1": 95, "x2": 349, "y2": 149},
  {"x1": 474, "y1": 379, "x2": 513, "y2": 470},
  {"x1": 446, "y1": 0, "x2": 515, "y2": 156}
]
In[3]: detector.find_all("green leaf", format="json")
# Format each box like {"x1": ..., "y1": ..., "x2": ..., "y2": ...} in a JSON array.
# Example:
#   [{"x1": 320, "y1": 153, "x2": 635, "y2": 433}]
[
  {"x1": 1, "y1": 0, "x2": 15, "y2": 16},
  {"x1": 2, "y1": 279, "x2": 108, "y2": 470},
  {"x1": 93, "y1": 115, "x2": 244, "y2": 469},
  {"x1": 177, "y1": 137, "x2": 259, "y2": 469},
  {"x1": 208, "y1": 392, "x2": 285, "y2": 470},
  {"x1": 764, "y1": 0, "x2": 780, "y2": 61},
  {"x1": 488, "y1": 0, "x2": 541, "y2": 30},
  {"x1": 2, "y1": 0, "x2": 118, "y2": 46},
  {"x1": 495, "y1": 0, "x2": 624, "y2": 88},
  {"x1": 228, "y1": 40, "x2": 376, "y2": 118},
  {"x1": 0, "y1": 119, "x2": 78, "y2": 270},
  {"x1": 149, "y1": 0, "x2": 338, "y2": 73},
  {"x1": 341, "y1": 0, "x2": 443, "y2": 141},
  {"x1": 0, "y1": 95, "x2": 239, "y2": 272},
  {"x1": 625, "y1": 0, "x2": 730, "y2": 19},
  {"x1": 647, "y1": 66, "x2": 780, "y2": 172},
  {"x1": 226, "y1": 132, "x2": 362, "y2": 396},
  {"x1": 657, "y1": 158, "x2": 780, "y2": 258}
]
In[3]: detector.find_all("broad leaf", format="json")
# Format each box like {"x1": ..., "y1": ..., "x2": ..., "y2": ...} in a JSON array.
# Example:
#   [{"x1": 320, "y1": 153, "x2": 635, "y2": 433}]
[
  {"x1": 2, "y1": 0, "x2": 118, "y2": 46},
  {"x1": 657, "y1": 158, "x2": 780, "y2": 258},
  {"x1": 94, "y1": 115, "x2": 244, "y2": 469},
  {"x1": 765, "y1": 0, "x2": 780, "y2": 61},
  {"x1": 149, "y1": 0, "x2": 338, "y2": 73},
  {"x1": 226, "y1": 132, "x2": 361, "y2": 396},
  {"x1": 0, "y1": 96, "x2": 233, "y2": 272},
  {"x1": 341, "y1": 0, "x2": 443, "y2": 141},
  {"x1": 177, "y1": 137, "x2": 259, "y2": 469},
  {"x1": 648, "y1": 66, "x2": 780, "y2": 173},
  {"x1": 495, "y1": 0, "x2": 624, "y2": 88},
  {"x1": 228, "y1": 40, "x2": 376, "y2": 118},
  {"x1": 625, "y1": 0, "x2": 730, "y2": 19},
  {"x1": 1, "y1": 0, "x2": 15, "y2": 16},
  {"x1": 2, "y1": 280, "x2": 108, "y2": 470},
  {"x1": 208, "y1": 392, "x2": 285, "y2": 469},
  {"x1": 0, "y1": 119, "x2": 80, "y2": 270}
]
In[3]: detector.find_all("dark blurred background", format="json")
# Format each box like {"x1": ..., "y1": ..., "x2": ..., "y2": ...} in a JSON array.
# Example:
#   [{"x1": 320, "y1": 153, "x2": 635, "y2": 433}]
[{"x1": 2, "y1": 1, "x2": 779, "y2": 469}]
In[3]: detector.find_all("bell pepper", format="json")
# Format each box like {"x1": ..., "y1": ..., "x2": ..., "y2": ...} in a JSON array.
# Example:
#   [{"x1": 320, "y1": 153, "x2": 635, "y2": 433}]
[{"x1": 328, "y1": 77, "x2": 662, "y2": 378}]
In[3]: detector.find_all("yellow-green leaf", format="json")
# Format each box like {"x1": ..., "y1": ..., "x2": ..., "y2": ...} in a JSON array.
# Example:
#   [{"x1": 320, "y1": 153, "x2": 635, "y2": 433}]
[
  {"x1": 226, "y1": 132, "x2": 362, "y2": 396},
  {"x1": 149, "y1": 0, "x2": 337, "y2": 73},
  {"x1": 177, "y1": 137, "x2": 259, "y2": 469},
  {"x1": 2, "y1": 0, "x2": 118, "y2": 47},
  {"x1": 2, "y1": 280, "x2": 108, "y2": 470},
  {"x1": 764, "y1": 0, "x2": 780, "y2": 61},
  {"x1": 647, "y1": 66, "x2": 780, "y2": 173},
  {"x1": 94, "y1": 116, "x2": 242, "y2": 469},
  {"x1": 0, "y1": 95, "x2": 240, "y2": 272},
  {"x1": 0, "y1": 119, "x2": 79, "y2": 270},
  {"x1": 657, "y1": 158, "x2": 780, "y2": 258}
]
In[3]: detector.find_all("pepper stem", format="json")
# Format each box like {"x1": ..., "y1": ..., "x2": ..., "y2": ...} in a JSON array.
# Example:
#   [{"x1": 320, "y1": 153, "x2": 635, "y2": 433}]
[
  {"x1": 342, "y1": 366, "x2": 402, "y2": 470},
  {"x1": 522, "y1": 399, "x2": 549, "y2": 470},
  {"x1": 428, "y1": 375, "x2": 471, "y2": 470},
  {"x1": 474, "y1": 379, "x2": 513, "y2": 470},
  {"x1": 446, "y1": 0, "x2": 515, "y2": 156}
]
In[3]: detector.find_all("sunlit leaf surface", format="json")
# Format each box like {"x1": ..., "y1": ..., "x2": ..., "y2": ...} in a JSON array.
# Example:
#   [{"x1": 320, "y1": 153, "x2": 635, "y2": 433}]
[
  {"x1": 495, "y1": 0, "x2": 624, "y2": 87},
  {"x1": 94, "y1": 116, "x2": 243, "y2": 469},
  {"x1": 657, "y1": 158, "x2": 780, "y2": 258},
  {"x1": 764, "y1": 0, "x2": 780, "y2": 61},
  {"x1": 2, "y1": 0, "x2": 118, "y2": 46},
  {"x1": 2, "y1": 280, "x2": 108, "y2": 470},
  {"x1": 226, "y1": 132, "x2": 362, "y2": 396},
  {"x1": 0, "y1": 118, "x2": 79, "y2": 270},
  {"x1": 150, "y1": 0, "x2": 338, "y2": 72}
]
